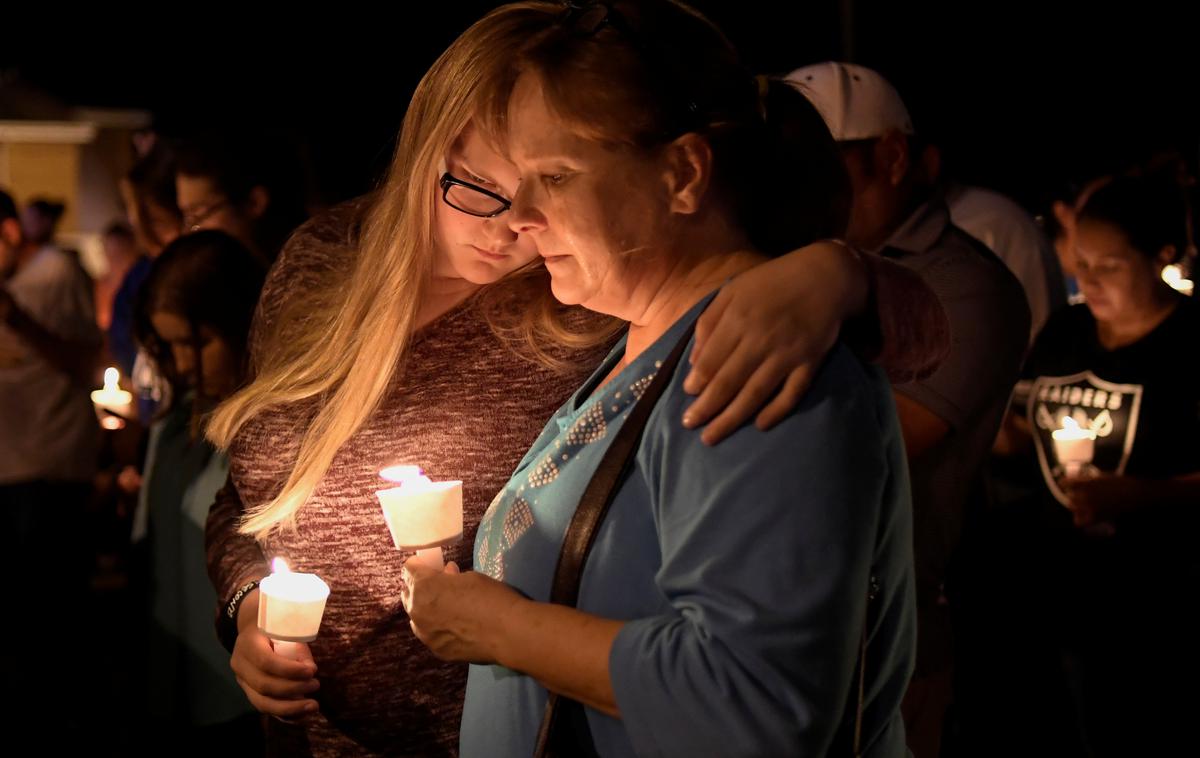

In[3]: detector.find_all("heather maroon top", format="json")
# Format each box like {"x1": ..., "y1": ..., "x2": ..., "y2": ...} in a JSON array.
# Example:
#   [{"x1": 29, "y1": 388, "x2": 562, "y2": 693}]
[{"x1": 206, "y1": 201, "x2": 614, "y2": 756}]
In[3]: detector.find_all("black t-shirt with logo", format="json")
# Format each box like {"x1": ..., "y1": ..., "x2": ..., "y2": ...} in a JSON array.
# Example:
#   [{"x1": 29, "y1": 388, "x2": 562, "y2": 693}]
[
  {"x1": 1019, "y1": 297, "x2": 1200, "y2": 523},
  {"x1": 1008, "y1": 298, "x2": 1195, "y2": 753}
]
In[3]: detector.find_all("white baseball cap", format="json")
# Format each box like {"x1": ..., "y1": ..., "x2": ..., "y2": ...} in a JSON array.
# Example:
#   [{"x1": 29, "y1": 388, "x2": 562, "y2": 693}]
[{"x1": 784, "y1": 62, "x2": 914, "y2": 141}]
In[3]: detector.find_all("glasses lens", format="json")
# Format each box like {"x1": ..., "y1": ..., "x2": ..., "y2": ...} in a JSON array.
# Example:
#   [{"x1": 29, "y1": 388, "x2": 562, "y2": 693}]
[{"x1": 445, "y1": 183, "x2": 508, "y2": 217}]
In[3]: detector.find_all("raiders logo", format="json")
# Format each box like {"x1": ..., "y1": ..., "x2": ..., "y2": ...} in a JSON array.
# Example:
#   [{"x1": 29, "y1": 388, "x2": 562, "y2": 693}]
[{"x1": 1026, "y1": 371, "x2": 1144, "y2": 506}]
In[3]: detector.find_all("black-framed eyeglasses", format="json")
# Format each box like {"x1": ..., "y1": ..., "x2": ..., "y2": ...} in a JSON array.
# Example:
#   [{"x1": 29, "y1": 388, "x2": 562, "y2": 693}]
[{"x1": 439, "y1": 173, "x2": 512, "y2": 218}]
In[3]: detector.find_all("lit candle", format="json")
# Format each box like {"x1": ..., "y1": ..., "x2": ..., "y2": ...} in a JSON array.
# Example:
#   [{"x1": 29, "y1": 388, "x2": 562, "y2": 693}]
[
  {"x1": 1162, "y1": 264, "x2": 1194, "y2": 296},
  {"x1": 376, "y1": 467, "x2": 463, "y2": 570},
  {"x1": 90, "y1": 367, "x2": 133, "y2": 430},
  {"x1": 258, "y1": 557, "x2": 330, "y2": 660},
  {"x1": 1052, "y1": 416, "x2": 1096, "y2": 477}
]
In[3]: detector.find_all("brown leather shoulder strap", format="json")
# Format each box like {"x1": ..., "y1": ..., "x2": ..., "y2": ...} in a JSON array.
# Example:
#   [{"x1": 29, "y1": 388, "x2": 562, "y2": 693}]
[{"x1": 534, "y1": 322, "x2": 695, "y2": 758}]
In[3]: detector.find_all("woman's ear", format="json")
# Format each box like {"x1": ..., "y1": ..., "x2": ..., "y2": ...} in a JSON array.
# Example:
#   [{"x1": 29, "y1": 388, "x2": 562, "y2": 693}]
[{"x1": 663, "y1": 133, "x2": 713, "y2": 216}]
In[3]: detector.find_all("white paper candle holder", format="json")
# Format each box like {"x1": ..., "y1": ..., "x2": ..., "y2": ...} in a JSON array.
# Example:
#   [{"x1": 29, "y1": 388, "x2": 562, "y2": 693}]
[
  {"x1": 257, "y1": 558, "x2": 330, "y2": 644},
  {"x1": 377, "y1": 467, "x2": 463, "y2": 570},
  {"x1": 1052, "y1": 417, "x2": 1097, "y2": 478}
]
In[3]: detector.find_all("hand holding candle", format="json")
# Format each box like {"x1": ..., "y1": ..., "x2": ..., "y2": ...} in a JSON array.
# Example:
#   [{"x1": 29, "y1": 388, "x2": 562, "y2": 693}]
[
  {"x1": 91, "y1": 367, "x2": 133, "y2": 430},
  {"x1": 229, "y1": 587, "x2": 321, "y2": 720},
  {"x1": 258, "y1": 557, "x2": 331, "y2": 661},
  {"x1": 402, "y1": 560, "x2": 525, "y2": 665},
  {"x1": 1052, "y1": 416, "x2": 1097, "y2": 478},
  {"x1": 376, "y1": 466, "x2": 463, "y2": 570}
]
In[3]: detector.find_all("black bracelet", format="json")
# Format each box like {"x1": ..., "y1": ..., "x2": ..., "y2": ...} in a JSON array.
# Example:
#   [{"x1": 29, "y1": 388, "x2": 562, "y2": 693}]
[{"x1": 217, "y1": 579, "x2": 260, "y2": 653}]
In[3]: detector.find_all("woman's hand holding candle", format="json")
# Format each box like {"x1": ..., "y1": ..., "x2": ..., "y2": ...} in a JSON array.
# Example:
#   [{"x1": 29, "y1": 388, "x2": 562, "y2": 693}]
[
  {"x1": 230, "y1": 589, "x2": 322, "y2": 718},
  {"x1": 404, "y1": 562, "x2": 625, "y2": 716},
  {"x1": 400, "y1": 561, "x2": 525, "y2": 665}
]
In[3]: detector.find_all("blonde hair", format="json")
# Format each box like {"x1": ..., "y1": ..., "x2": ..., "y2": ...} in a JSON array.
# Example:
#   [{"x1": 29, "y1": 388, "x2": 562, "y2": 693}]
[
  {"x1": 475, "y1": 262, "x2": 624, "y2": 370},
  {"x1": 206, "y1": 1, "x2": 614, "y2": 539}
]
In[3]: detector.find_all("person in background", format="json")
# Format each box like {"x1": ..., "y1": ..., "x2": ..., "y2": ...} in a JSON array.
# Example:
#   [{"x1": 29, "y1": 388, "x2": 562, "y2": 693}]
[
  {"x1": 920, "y1": 143, "x2": 1066, "y2": 343},
  {"x1": 787, "y1": 60, "x2": 1030, "y2": 757},
  {"x1": 0, "y1": 188, "x2": 102, "y2": 742},
  {"x1": 131, "y1": 229, "x2": 266, "y2": 755},
  {"x1": 973, "y1": 169, "x2": 1199, "y2": 757},
  {"x1": 175, "y1": 132, "x2": 310, "y2": 267}
]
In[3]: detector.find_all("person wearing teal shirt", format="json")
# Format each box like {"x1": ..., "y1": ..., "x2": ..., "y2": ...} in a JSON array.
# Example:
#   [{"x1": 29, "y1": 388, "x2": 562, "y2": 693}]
[{"x1": 404, "y1": 3, "x2": 917, "y2": 755}]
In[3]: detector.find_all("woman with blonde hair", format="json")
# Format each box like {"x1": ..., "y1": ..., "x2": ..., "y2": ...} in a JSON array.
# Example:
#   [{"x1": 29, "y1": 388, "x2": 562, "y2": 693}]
[{"x1": 204, "y1": 2, "x2": 946, "y2": 754}]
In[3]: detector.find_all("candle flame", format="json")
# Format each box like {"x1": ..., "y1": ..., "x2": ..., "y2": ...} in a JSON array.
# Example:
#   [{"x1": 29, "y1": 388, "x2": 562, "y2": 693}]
[
  {"x1": 1163, "y1": 264, "x2": 1195, "y2": 295},
  {"x1": 381, "y1": 465, "x2": 425, "y2": 484},
  {"x1": 1053, "y1": 415, "x2": 1097, "y2": 440},
  {"x1": 103, "y1": 367, "x2": 120, "y2": 390},
  {"x1": 272, "y1": 557, "x2": 291, "y2": 574}
]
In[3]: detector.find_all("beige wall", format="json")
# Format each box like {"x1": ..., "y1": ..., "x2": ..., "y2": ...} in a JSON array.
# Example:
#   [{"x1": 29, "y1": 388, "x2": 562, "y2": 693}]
[
  {"x1": 4, "y1": 142, "x2": 81, "y2": 234},
  {"x1": 1, "y1": 118, "x2": 146, "y2": 278}
]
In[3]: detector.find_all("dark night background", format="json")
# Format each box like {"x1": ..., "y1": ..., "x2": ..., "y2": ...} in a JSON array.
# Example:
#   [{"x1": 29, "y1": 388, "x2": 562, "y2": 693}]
[{"x1": 3, "y1": 0, "x2": 1196, "y2": 212}]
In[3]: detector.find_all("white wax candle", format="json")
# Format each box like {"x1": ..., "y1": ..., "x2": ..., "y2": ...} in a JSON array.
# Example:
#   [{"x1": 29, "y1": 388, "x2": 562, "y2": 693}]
[
  {"x1": 1052, "y1": 417, "x2": 1096, "y2": 476},
  {"x1": 376, "y1": 470, "x2": 463, "y2": 551},
  {"x1": 91, "y1": 367, "x2": 133, "y2": 429},
  {"x1": 258, "y1": 558, "x2": 330, "y2": 643}
]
